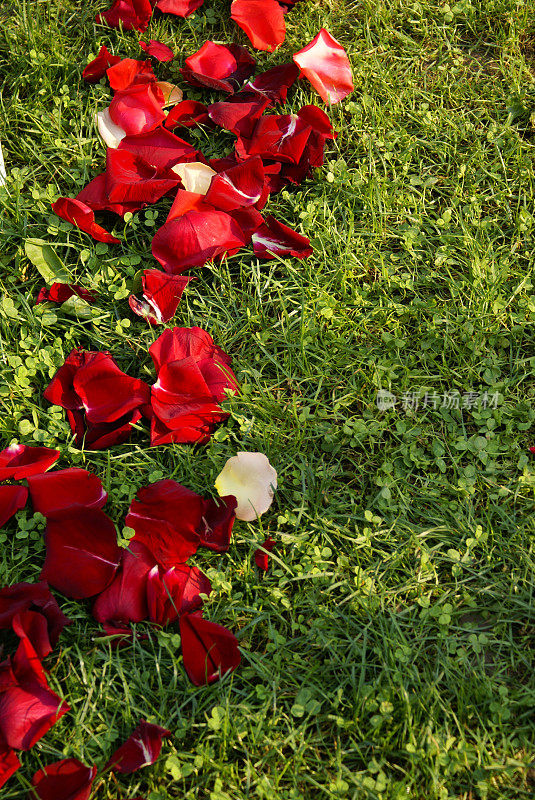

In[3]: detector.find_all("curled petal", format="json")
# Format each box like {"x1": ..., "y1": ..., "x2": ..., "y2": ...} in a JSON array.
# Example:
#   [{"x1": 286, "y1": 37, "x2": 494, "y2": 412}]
[
  {"x1": 206, "y1": 156, "x2": 268, "y2": 211},
  {"x1": 165, "y1": 99, "x2": 210, "y2": 129},
  {"x1": 107, "y1": 58, "x2": 156, "y2": 91},
  {"x1": 166, "y1": 189, "x2": 212, "y2": 222},
  {"x1": 83, "y1": 45, "x2": 121, "y2": 83},
  {"x1": 172, "y1": 161, "x2": 216, "y2": 195},
  {"x1": 0, "y1": 582, "x2": 71, "y2": 647},
  {"x1": 215, "y1": 451, "x2": 277, "y2": 521},
  {"x1": 129, "y1": 270, "x2": 192, "y2": 325},
  {"x1": 147, "y1": 564, "x2": 211, "y2": 625},
  {"x1": 105, "y1": 149, "x2": 180, "y2": 205},
  {"x1": 72, "y1": 351, "x2": 150, "y2": 424},
  {"x1": 231, "y1": 0, "x2": 285, "y2": 52},
  {"x1": 181, "y1": 41, "x2": 255, "y2": 93},
  {"x1": 140, "y1": 39, "x2": 174, "y2": 61},
  {"x1": 254, "y1": 535, "x2": 276, "y2": 571},
  {"x1": 238, "y1": 113, "x2": 311, "y2": 164},
  {"x1": 41, "y1": 508, "x2": 121, "y2": 599},
  {"x1": 293, "y1": 28, "x2": 354, "y2": 104},
  {"x1": 208, "y1": 92, "x2": 270, "y2": 137},
  {"x1": 36, "y1": 283, "x2": 97, "y2": 306},
  {"x1": 244, "y1": 61, "x2": 299, "y2": 102},
  {"x1": 252, "y1": 215, "x2": 312, "y2": 259},
  {"x1": 118, "y1": 127, "x2": 197, "y2": 171},
  {"x1": 155, "y1": 0, "x2": 204, "y2": 15},
  {"x1": 92, "y1": 542, "x2": 155, "y2": 626},
  {"x1": 107, "y1": 719, "x2": 170, "y2": 774},
  {"x1": 180, "y1": 612, "x2": 240, "y2": 685},
  {"x1": 52, "y1": 197, "x2": 120, "y2": 243},
  {"x1": 0, "y1": 445, "x2": 59, "y2": 481},
  {"x1": 30, "y1": 758, "x2": 96, "y2": 800},
  {"x1": 199, "y1": 495, "x2": 236, "y2": 552}
]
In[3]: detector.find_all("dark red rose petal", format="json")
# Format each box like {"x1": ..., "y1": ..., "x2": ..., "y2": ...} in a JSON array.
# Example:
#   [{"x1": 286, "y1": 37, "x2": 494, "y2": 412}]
[
  {"x1": 180, "y1": 41, "x2": 255, "y2": 94},
  {"x1": 149, "y1": 325, "x2": 233, "y2": 377},
  {"x1": 107, "y1": 719, "x2": 170, "y2": 774},
  {"x1": 30, "y1": 758, "x2": 97, "y2": 800},
  {"x1": 44, "y1": 348, "x2": 101, "y2": 411},
  {"x1": 208, "y1": 92, "x2": 270, "y2": 137},
  {"x1": 231, "y1": 0, "x2": 285, "y2": 52},
  {"x1": 150, "y1": 412, "x2": 221, "y2": 446},
  {"x1": 0, "y1": 582, "x2": 70, "y2": 647},
  {"x1": 152, "y1": 210, "x2": 246, "y2": 273},
  {"x1": 198, "y1": 495, "x2": 236, "y2": 552},
  {"x1": 118, "y1": 127, "x2": 197, "y2": 171},
  {"x1": 147, "y1": 563, "x2": 211, "y2": 625},
  {"x1": 0, "y1": 445, "x2": 59, "y2": 481},
  {"x1": 105, "y1": 149, "x2": 180, "y2": 205},
  {"x1": 27, "y1": 468, "x2": 107, "y2": 516},
  {"x1": 129, "y1": 270, "x2": 192, "y2": 325},
  {"x1": 96, "y1": 0, "x2": 152, "y2": 31},
  {"x1": 0, "y1": 744, "x2": 20, "y2": 790},
  {"x1": 0, "y1": 636, "x2": 69, "y2": 750},
  {"x1": 83, "y1": 45, "x2": 121, "y2": 83},
  {"x1": 244, "y1": 61, "x2": 298, "y2": 102},
  {"x1": 180, "y1": 612, "x2": 240, "y2": 685},
  {"x1": 107, "y1": 58, "x2": 156, "y2": 91},
  {"x1": 41, "y1": 508, "x2": 121, "y2": 599},
  {"x1": 155, "y1": 0, "x2": 204, "y2": 15},
  {"x1": 68, "y1": 408, "x2": 143, "y2": 451},
  {"x1": 252, "y1": 215, "x2": 312, "y2": 259},
  {"x1": 72, "y1": 351, "x2": 150, "y2": 425},
  {"x1": 237, "y1": 113, "x2": 311, "y2": 164},
  {"x1": 164, "y1": 99, "x2": 210, "y2": 129},
  {"x1": 254, "y1": 535, "x2": 276, "y2": 571},
  {"x1": 293, "y1": 28, "x2": 354, "y2": 104},
  {"x1": 0, "y1": 485, "x2": 27, "y2": 529},
  {"x1": 36, "y1": 283, "x2": 97, "y2": 306},
  {"x1": 139, "y1": 40, "x2": 174, "y2": 62},
  {"x1": 126, "y1": 479, "x2": 202, "y2": 568},
  {"x1": 52, "y1": 197, "x2": 120, "y2": 244},
  {"x1": 92, "y1": 542, "x2": 155, "y2": 626},
  {"x1": 109, "y1": 83, "x2": 165, "y2": 137},
  {"x1": 11, "y1": 609, "x2": 52, "y2": 660}
]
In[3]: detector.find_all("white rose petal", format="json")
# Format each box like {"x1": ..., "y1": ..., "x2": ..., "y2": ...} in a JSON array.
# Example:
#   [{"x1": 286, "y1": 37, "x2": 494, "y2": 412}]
[
  {"x1": 171, "y1": 161, "x2": 216, "y2": 195},
  {"x1": 215, "y1": 452, "x2": 277, "y2": 522},
  {"x1": 96, "y1": 107, "x2": 126, "y2": 149}
]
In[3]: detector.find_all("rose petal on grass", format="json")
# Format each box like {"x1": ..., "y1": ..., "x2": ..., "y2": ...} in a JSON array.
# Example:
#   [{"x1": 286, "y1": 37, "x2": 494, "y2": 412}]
[
  {"x1": 254, "y1": 535, "x2": 276, "y2": 571},
  {"x1": 0, "y1": 445, "x2": 59, "y2": 481},
  {"x1": 51, "y1": 197, "x2": 120, "y2": 243},
  {"x1": 181, "y1": 41, "x2": 255, "y2": 93},
  {"x1": 0, "y1": 485, "x2": 28, "y2": 529},
  {"x1": 27, "y1": 469, "x2": 107, "y2": 516},
  {"x1": 165, "y1": 99, "x2": 210, "y2": 129},
  {"x1": 106, "y1": 58, "x2": 156, "y2": 91},
  {"x1": 109, "y1": 83, "x2": 165, "y2": 136},
  {"x1": 129, "y1": 270, "x2": 192, "y2": 324},
  {"x1": 231, "y1": 0, "x2": 285, "y2": 52},
  {"x1": 205, "y1": 156, "x2": 268, "y2": 210},
  {"x1": 215, "y1": 451, "x2": 277, "y2": 521},
  {"x1": 0, "y1": 744, "x2": 20, "y2": 790},
  {"x1": 72, "y1": 352, "x2": 150, "y2": 425},
  {"x1": 107, "y1": 719, "x2": 170, "y2": 774},
  {"x1": 83, "y1": 45, "x2": 121, "y2": 83},
  {"x1": 36, "y1": 283, "x2": 97, "y2": 306},
  {"x1": 140, "y1": 39, "x2": 174, "y2": 61},
  {"x1": 30, "y1": 758, "x2": 97, "y2": 800},
  {"x1": 92, "y1": 542, "x2": 155, "y2": 626},
  {"x1": 105, "y1": 149, "x2": 180, "y2": 205},
  {"x1": 0, "y1": 582, "x2": 70, "y2": 647},
  {"x1": 147, "y1": 564, "x2": 211, "y2": 625},
  {"x1": 180, "y1": 612, "x2": 240, "y2": 685},
  {"x1": 198, "y1": 495, "x2": 236, "y2": 552},
  {"x1": 152, "y1": 210, "x2": 245, "y2": 272},
  {"x1": 118, "y1": 127, "x2": 197, "y2": 171},
  {"x1": 155, "y1": 0, "x2": 204, "y2": 16},
  {"x1": 252, "y1": 215, "x2": 312, "y2": 259},
  {"x1": 293, "y1": 28, "x2": 354, "y2": 104},
  {"x1": 96, "y1": 0, "x2": 152, "y2": 31}
]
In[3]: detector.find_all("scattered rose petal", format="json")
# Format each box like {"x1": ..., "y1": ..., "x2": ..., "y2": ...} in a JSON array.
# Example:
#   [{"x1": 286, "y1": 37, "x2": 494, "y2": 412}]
[
  {"x1": 147, "y1": 564, "x2": 211, "y2": 625},
  {"x1": 96, "y1": 0, "x2": 152, "y2": 31},
  {"x1": 109, "y1": 82, "x2": 165, "y2": 137},
  {"x1": 0, "y1": 485, "x2": 28, "y2": 529},
  {"x1": 252, "y1": 215, "x2": 312, "y2": 259},
  {"x1": 198, "y1": 495, "x2": 237, "y2": 552},
  {"x1": 72, "y1": 351, "x2": 151, "y2": 425},
  {"x1": 83, "y1": 45, "x2": 121, "y2": 83},
  {"x1": 237, "y1": 112, "x2": 312, "y2": 164},
  {"x1": 215, "y1": 451, "x2": 277, "y2": 521},
  {"x1": 152, "y1": 210, "x2": 245, "y2": 273},
  {"x1": 77, "y1": 173, "x2": 144, "y2": 218},
  {"x1": 107, "y1": 58, "x2": 156, "y2": 91},
  {"x1": 165, "y1": 99, "x2": 210, "y2": 129},
  {"x1": 231, "y1": 0, "x2": 285, "y2": 52},
  {"x1": 51, "y1": 197, "x2": 120, "y2": 244},
  {"x1": 129, "y1": 270, "x2": 192, "y2": 325},
  {"x1": 293, "y1": 28, "x2": 354, "y2": 104},
  {"x1": 0, "y1": 445, "x2": 59, "y2": 481},
  {"x1": 105, "y1": 149, "x2": 180, "y2": 205},
  {"x1": 208, "y1": 92, "x2": 270, "y2": 137},
  {"x1": 107, "y1": 719, "x2": 170, "y2": 774},
  {"x1": 11, "y1": 609, "x2": 53, "y2": 660},
  {"x1": 92, "y1": 542, "x2": 155, "y2": 627},
  {"x1": 30, "y1": 758, "x2": 97, "y2": 800},
  {"x1": 244, "y1": 61, "x2": 298, "y2": 102},
  {"x1": 0, "y1": 636, "x2": 69, "y2": 750},
  {"x1": 0, "y1": 582, "x2": 71, "y2": 648},
  {"x1": 155, "y1": 0, "x2": 204, "y2": 15},
  {"x1": 254, "y1": 535, "x2": 275, "y2": 571},
  {"x1": 140, "y1": 40, "x2": 174, "y2": 62},
  {"x1": 41, "y1": 508, "x2": 121, "y2": 599},
  {"x1": 36, "y1": 283, "x2": 97, "y2": 306},
  {"x1": 206, "y1": 156, "x2": 268, "y2": 211},
  {"x1": 27, "y1": 468, "x2": 107, "y2": 516},
  {"x1": 166, "y1": 189, "x2": 212, "y2": 221},
  {"x1": 118, "y1": 127, "x2": 197, "y2": 171},
  {"x1": 180, "y1": 612, "x2": 240, "y2": 685},
  {"x1": 181, "y1": 41, "x2": 255, "y2": 93},
  {"x1": 156, "y1": 81, "x2": 184, "y2": 106},
  {"x1": 0, "y1": 744, "x2": 20, "y2": 790}
]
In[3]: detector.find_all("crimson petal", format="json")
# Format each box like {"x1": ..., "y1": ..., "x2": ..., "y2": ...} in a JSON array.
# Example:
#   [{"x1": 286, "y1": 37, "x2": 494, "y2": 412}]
[
  {"x1": 126, "y1": 479, "x2": 202, "y2": 568},
  {"x1": 206, "y1": 156, "x2": 268, "y2": 211},
  {"x1": 152, "y1": 210, "x2": 246, "y2": 273},
  {"x1": 105, "y1": 149, "x2": 180, "y2": 205},
  {"x1": 181, "y1": 41, "x2": 255, "y2": 94},
  {"x1": 72, "y1": 351, "x2": 150, "y2": 425},
  {"x1": 237, "y1": 113, "x2": 311, "y2": 164},
  {"x1": 41, "y1": 508, "x2": 121, "y2": 599},
  {"x1": 0, "y1": 744, "x2": 20, "y2": 790},
  {"x1": 118, "y1": 127, "x2": 197, "y2": 171},
  {"x1": 76, "y1": 174, "x2": 144, "y2": 217},
  {"x1": 0, "y1": 582, "x2": 70, "y2": 647},
  {"x1": 0, "y1": 485, "x2": 27, "y2": 528},
  {"x1": 208, "y1": 92, "x2": 270, "y2": 137},
  {"x1": 0, "y1": 445, "x2": 59, "y2": 481},
  {"x1": 252, "y1": 215, "x2": 312, "y2": 259},
  {"x1": 93, "y1": 542, "x2": 155, "y2": 626},
  {"x1": 107, "y1": 58, "x2": 156, "y2": 91},
  {"x1": 51, "y1": 197, "x2": 120, "y2": 244},
  {"x1": 164, "y1": 99, "x2": 210, "y2": 129},
  {"x1": 36, "y1": 283, "x2": 97, "y2": 306},
  {"x1": 293, "y1": 28, "x2": 354, "y2": 104},
  {"x1": 27, "y1": 468, "x2": 107, "y2": 516},
  {"x1": 96, "y1": 0, "x2": 152, "y2": 31},
  {"x1": 180, "y1": 612, "x2": 240, "y2": 685},
  {"x1": 155, "y1": 0, "x2": 204, "y2": 15},
  {"x1": 83, "y1": 45, "x2": 121, "y2": 83},
  {"x1": 140, "y1": 39, "x2": 174, "y2": 62},
  {"x1": 254, "y1": 535, "x2": 276, "y2": 571},
  {"x1": 109, "y1": 83, "x2": 165, "y2": 137},
  {"x1": 231, "y1": 0, "x2": 285, "y2": 52},
  {"x1": 129, "y1": 269, "x2": 192, "y2": 325},
  {"x1": 147, "y1": 564, "x2": 211, "y2": 625},
  {"x1": 107, "y1": 719, "x2": 170, "y2": 774},
  {"x1": 0, "y1": 636, "x2": 69, "y2": 750},
  {"x1": 11, "y1": 610, "x2": 53, "y2": 661},
  {"x1": 30, "y1": 758, "x2": 97, "y2": 800},
  {"x1": 244, "y1": 61, "x2": 299, "y2": 102},
  {"x1": 198, "y1": 496, "x2": 236, "y2": 552}
]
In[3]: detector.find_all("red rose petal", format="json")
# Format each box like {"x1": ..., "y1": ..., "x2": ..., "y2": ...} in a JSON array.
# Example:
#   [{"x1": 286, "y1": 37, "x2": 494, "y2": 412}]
[
  {"x1": 107, "y1": 719, "x2": 170, "y2": 774},
  {"x1": 0, "y1": 485, "x2": 27, "y2": 528},
  {"x1": 237, "y1": 113, "x2": 311, "y2": 164},
  {"x1": 164, "y1": 99, "x2": 210, "y2": 129},
  {"x1": 72, "y1": 351, "x2": 151, "y2": 425},
  {"x1": 109, "y1": 83, "x2": 165, "y2": 136},
  {"x1": 293, "y1": 28, "x2": 354, "y2": 104},
  {"x1": 254, "y1": 535, "x2": 276, "y2": 571},
  {"x1": 208, "y1": 92, "x2": 270, "y2": 137},
  {"x1": 140, "y1": 39, "x2": 175, "y2": 62},
  {"x1": 155, "y1": 0, "x2": 204, "y2": 15},
  {"x1": 52, "y1": 197, "x2": 120, "y2": 244},
  {"x1": 11, "y1": 609, "x2": 53, "y2": 660},
  {"x1": 181, "y1": 41, "x2": 255, "y2": 93},
  {"x1": 118, "y1": 127, "x2": 197, "y2": 171},
  {"x1": 0, "y1": 582, "x2": 70, "y2": 648},
  {"x1": 0, "y1": 744, "x2": 20, "y2": 790},
  {"x1": 92, "y1": 542, "x2": 155, "y2": 626},
  {"x1": 83, "y1": 45, "x2": 122, "y2": 83},
  {"x1": 76, "y1": 174, "x2": 144, "y2": 217},
  {"x1": 0, "y1": 445, "x2": 59, "y2": 481},
  {"x1": 231, "y1": 0, "x2": 285, "y2": 52},
  {"x1": 252, "y1": 215, "x2": 312, "y2": 259},
  {"x1": 106, "y1": 58, "x2": 156, "y2": 91},
  {"x1": 244, "y1": 61, "x2": 299, "y2": 102},
  {"x1": 206, "y1": 156, "x2": 268, "y2": 211},
  {"x1": 96, "y1": 0, "x2": 152, "y2": 31},
  {"x1": 147, "y1": 563, "x2": 211, "y2": 625},
  {"x1": 105, "y1": 149, "x2": 180, "y2": 204},
  {"x1": 27, "y1": 468, "x2": 107, "y2": 516},
  {"x1": 128, "y1": 269, "x2": 192, "y2": 325},
  {"x1": 180, "y1": 612, "x2": 240, "y2": 685},
  {"x1": 41, "y1": 508, "x2": 121, "y2": 599},
  {"x1": 30, "y1": 758, "x2": 97, "y2": 800},
  {"x1": 198, "y1": 495, "x2": 236, "y2": 552},
  {"x1": 36, "y1": 283, "x2": 97, "y2": 306}
]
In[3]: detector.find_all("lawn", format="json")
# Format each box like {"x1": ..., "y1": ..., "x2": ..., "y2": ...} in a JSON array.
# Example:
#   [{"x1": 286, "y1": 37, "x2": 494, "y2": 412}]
[{"x1": 0, "y1": 0, "x2": 534, "y2": 798}]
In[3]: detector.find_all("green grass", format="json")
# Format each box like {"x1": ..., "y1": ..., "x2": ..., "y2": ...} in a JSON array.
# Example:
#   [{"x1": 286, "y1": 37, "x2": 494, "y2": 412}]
[{"x1": 1, "y1": 0, "x2": 535, "y2": 797}]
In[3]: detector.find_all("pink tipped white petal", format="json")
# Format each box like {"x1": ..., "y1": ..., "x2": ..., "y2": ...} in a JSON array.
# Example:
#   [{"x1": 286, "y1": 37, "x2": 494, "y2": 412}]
[
  {"x1": 293, "y1": 29, "x2": 353, "y2": 105},
  {"x1": 215, "y1": 452, "x2": 277, "y2": 522}
]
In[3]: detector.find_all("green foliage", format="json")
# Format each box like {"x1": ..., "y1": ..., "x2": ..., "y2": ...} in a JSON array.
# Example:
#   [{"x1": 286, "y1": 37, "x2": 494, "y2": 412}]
[{"x1": 0, "y1": 0, "x2": 534, "y2": 798}]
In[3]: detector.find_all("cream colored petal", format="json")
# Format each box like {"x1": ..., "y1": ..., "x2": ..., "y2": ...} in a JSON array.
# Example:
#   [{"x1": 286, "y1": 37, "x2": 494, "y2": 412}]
[
  {"x1": 96, "y1": 107, "x2": 126, "y2": 149},
  {"x1": 171, "y1": 161, "x2": 216, "y2": 195},
  {"x1": 215, "y1": 452, "x2": 277, "y2": 522},
  {"x1": 157, "y1": 81, "x2": 183, "y2": 107}
]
